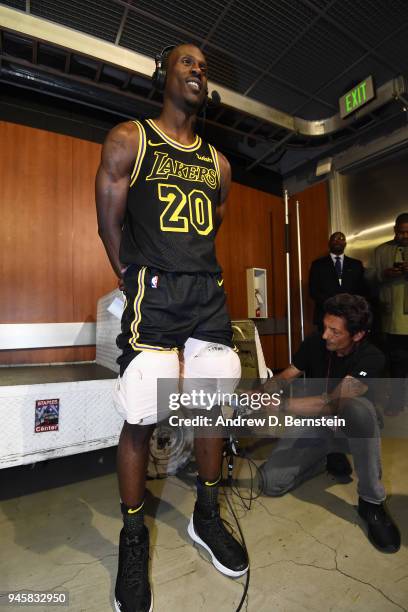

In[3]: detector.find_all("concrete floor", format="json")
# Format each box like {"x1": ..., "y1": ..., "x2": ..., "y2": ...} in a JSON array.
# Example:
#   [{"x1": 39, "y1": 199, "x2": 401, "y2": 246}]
[{"x1": 0, "y1": 437, "x2": 407, "y2": 612}]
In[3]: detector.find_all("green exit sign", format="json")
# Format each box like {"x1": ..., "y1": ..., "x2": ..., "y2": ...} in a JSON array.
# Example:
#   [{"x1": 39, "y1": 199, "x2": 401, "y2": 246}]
[{"x1": 339, "y1": 76, "x2": 375, "y2": 119}]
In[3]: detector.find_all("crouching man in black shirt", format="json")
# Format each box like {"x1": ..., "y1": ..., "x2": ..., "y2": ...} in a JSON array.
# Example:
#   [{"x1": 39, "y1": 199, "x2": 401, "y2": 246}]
[{"x1": 260, "y1": 293, "x2": 400, "y2": 553}]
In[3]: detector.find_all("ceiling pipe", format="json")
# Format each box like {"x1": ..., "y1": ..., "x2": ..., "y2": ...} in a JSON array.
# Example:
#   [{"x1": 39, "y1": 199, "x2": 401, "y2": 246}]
[{"x1": 0, "y1": 5, "x2": 406, "y2": 138}]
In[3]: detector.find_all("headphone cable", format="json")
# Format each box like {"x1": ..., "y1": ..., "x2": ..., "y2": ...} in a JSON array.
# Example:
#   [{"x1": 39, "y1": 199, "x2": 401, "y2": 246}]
[{"x1": 220, "y1": 438, "x2": 264, "y2": 612}]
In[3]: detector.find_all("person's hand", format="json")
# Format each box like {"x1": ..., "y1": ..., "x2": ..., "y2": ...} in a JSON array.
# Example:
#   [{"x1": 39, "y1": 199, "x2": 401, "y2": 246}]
[
  {"x1": 384, "y1": 267, "x2": 404, "y2": 278},
  {"x1": 118, "y1": 265, "x2": 128, "y2": 291}
]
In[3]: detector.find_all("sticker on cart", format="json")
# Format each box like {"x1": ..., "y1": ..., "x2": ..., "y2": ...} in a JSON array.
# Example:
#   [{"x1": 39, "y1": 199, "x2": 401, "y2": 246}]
[{"x1": 35, "y1": 399, "x2": 60, "y2": 433}]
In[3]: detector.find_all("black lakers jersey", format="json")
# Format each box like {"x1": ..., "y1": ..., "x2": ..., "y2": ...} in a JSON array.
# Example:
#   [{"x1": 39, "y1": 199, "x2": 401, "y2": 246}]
[{"x1": 119, "y1": 119, "x2": 222, "y2": 273}]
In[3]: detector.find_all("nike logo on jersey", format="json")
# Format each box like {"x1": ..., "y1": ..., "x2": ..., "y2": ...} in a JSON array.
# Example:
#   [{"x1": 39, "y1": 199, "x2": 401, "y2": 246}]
[
  {"x1": 148, "y1": 140, "x2": 166, "y2": 147},
  {"x1": 217, "y1": 279, "x2": 224, "y2": 286}
]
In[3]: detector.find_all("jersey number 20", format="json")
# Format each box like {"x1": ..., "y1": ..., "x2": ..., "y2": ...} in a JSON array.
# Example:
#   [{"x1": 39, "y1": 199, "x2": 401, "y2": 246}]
[{"x1": 158, "y1": 183, "x2": 213, "y2": 236}]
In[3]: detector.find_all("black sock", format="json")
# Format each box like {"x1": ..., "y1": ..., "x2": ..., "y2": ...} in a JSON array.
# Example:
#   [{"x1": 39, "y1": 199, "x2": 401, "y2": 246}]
[
  {"x1": 121, "y1": 501, "x2": 145, "y2": 535},
  {"x1": 196, "y1": 475, "x2": 221, "y2": 516}
]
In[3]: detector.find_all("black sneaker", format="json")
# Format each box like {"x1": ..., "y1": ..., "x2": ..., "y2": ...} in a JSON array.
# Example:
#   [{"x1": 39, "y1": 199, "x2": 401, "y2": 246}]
[
  {"x1": 114, "y1": 526, "x2": 153, "y2": 612},
  {"x1": 358, "y1": 498, "x2": 401, "y2": 554},
  {"x1": 326, "y1": 453, "x2": 352, "y2": 482},
  {"x1": 188, "y1": 503, "x2": 249, "y2": 578}
]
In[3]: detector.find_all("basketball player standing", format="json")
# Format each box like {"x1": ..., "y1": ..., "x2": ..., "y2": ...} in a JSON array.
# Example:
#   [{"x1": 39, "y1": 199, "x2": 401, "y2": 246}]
[{"x1": 96, "y1": 44, "x2": 248, "y2": 612}]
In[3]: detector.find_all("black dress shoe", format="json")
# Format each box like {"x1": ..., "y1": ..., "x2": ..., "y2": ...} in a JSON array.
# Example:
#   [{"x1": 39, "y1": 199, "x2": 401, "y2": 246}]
[
  {"x1": 358, "y1": 498, "x2": 401, "y2": 553},
  {"x1": 326, "y1": 453, "x2": 352, "y2": 482}
]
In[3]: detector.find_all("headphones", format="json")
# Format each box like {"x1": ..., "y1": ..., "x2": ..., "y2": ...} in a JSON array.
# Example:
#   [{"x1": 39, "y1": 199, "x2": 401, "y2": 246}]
[{"x1": 151, "y1": 45, "x2": 176, "y2": 92}]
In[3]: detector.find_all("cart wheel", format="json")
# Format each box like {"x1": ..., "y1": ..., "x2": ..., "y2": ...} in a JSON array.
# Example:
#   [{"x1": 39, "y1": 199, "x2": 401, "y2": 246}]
[{"x1": 147, "y1": 423, "x2": 194, "y2": 478}]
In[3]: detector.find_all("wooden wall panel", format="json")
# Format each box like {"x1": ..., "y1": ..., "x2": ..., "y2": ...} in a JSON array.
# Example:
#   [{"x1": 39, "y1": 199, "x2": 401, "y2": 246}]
[
  {"x1": 0, "y1": 347, "x2": 96, "y2": 365},
  {"x1": 216, "y1": 182, "x2": 288, "y2": 369},
  {"x1": 72, "y1": 139, "x2": 117, "y2": 322},
  {"x1": 0, "y1": 122, "x2": 74, "y2": 324},
  {"x1": 0, "y1": 123, "x2": 114, "y2": 366},
  {"x1": 288, "y1": 182, "x2": 330, "y2": 350}
]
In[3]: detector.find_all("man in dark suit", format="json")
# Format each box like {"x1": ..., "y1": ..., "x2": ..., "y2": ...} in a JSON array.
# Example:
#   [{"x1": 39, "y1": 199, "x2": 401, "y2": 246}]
[{"x1": 309, "y1": 232, "x2": 365, "y2": 329}]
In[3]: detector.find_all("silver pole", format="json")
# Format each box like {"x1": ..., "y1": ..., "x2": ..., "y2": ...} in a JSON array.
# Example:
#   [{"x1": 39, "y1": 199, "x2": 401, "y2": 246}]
[
  {"x1": 284, "y1": 189, "x2": 292, "y2": 363},
  {"x1": 296, "y1": 200, "x2": 305, "y2": 342}
]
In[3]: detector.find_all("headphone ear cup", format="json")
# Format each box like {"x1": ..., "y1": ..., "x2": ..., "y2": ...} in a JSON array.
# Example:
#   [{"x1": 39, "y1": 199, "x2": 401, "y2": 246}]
[
  {"x1": 151, "y1": 67, "x2": 158, "y2": 90},
  {"x1": 152, "y1": 46, "x2": 175, "y2": 92},
  {"x1": 155, "y1": 67, "x2": 167, "y2": 92},
  {"x1": 152, "y1": 66, "x2": 166, "y2": 92}
]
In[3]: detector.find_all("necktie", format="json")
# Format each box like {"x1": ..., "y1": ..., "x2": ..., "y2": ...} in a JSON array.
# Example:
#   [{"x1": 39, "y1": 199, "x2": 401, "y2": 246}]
[{"x1": 335, "y1": 256, "x2": 342, "y2": 280}]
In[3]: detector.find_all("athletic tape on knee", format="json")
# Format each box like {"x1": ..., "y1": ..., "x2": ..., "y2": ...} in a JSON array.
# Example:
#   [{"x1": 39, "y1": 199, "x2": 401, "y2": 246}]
[
  {"x1": 114, "y1": 350, "x2": 179, "y2": 425},
  {"x1": 183, "y1": 338, "x2": 241, "y2": 378},
  {"x1": 182, "y1": 339, "x2": 241, "y2": 404}
]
